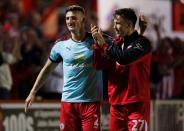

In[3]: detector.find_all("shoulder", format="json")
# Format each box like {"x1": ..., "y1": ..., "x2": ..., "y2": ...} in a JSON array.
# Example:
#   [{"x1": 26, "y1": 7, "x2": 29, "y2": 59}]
[
  {"x1": 131, "y1": 35, "x2": 152, "y2": 52},
  {"x1": 137, "y1": 35, "x2": 151, "y2": 45},
  {"x1": 55, "y1": 34, "x2": 71, "y2": 43},
  {"x1": 134, "y1": 35, "x2": 152, "y2": 50},
  {"x1": 51, "y1": 35, "x2": 70, "y2": 50}
]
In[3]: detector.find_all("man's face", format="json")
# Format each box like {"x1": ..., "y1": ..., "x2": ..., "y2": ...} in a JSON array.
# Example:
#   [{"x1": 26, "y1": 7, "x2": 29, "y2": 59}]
[
  {"x1": 65, "y1": 11, "x2": 85, "y2": 32},
  {"x1": 113, "y1": 14, "x2": 130, "y2": 37}
]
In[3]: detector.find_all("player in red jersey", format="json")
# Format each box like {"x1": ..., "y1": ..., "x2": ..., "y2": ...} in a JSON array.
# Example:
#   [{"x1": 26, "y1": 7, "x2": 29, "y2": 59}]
[{"x1": 91, "y1": 8, "x2": 152, "y2": 131}]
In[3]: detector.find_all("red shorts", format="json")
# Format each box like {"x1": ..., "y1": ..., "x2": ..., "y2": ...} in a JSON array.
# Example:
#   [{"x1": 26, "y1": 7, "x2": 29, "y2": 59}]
[
  {"x1": 60, "y1": 102, "x2": 100, "y2": 131},
  {"x1": 110, "y1": 102, "x2": 150, "y2": 131}
]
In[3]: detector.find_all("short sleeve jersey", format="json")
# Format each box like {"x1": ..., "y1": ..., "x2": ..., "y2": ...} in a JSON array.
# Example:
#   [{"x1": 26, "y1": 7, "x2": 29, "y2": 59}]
[{"x1": 49, "y1": 33, "x2": 103, "y2": 102}]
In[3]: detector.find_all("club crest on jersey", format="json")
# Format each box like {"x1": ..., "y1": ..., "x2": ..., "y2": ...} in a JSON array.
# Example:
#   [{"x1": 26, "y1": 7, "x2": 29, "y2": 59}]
[{"x1": 74, "y1": 54, "x2": 85, "y2": 61}]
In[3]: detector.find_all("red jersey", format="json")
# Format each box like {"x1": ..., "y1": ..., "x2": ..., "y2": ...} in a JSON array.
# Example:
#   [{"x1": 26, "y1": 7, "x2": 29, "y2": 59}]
[{"x1": 94, "y1": 31, "x2": 152, "y2": 105}]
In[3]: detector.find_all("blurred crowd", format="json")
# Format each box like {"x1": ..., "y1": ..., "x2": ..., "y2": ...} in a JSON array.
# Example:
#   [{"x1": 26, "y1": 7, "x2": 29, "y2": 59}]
[
  {"x1": 0, "y1": 0, "x2": 184, "y2": 100},
  {"x1": 0, "y1": 0, "x2": 64, "y2": 100},
  {"x1": 150, "y1": 24, "x2": 184, "y2": 100}
]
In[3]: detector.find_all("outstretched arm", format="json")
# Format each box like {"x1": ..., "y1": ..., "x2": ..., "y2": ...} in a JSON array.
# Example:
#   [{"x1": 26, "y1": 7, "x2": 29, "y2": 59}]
[{"x1": 25, "y1": 59, "x2": 58, "y2": 113}]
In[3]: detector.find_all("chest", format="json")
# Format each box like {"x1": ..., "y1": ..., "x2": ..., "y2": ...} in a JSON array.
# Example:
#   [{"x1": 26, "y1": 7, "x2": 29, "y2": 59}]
[{"x1": 61, "y1": 40, "x2": 93, "y2": 64}]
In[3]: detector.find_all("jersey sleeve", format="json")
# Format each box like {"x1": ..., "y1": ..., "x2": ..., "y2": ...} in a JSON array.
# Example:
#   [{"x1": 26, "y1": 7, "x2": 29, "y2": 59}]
[
  {"x1": 106, "y1": 38, "x2": 152, "y2": 65},
  {"x1": 93, "y1": 35, "x2": 115, "y2": 70},
  {"x1": 49, "y1": 42, "x2": 62, "y2": 63}
]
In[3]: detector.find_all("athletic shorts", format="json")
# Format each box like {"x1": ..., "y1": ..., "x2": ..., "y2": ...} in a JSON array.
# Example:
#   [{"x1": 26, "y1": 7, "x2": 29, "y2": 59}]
[
  {"x1": 110, "y1": 102, "x2": 150, "y2": 131},
  {"x1": 60, "y1": 101, "x2": 100, "y2": 131}
]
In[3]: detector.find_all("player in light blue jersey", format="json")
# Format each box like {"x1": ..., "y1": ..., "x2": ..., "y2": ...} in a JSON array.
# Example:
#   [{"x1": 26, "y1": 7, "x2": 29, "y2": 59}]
[
  {"x1": 25, "y1": 5, "x2": 103, "y2": 131},
  {"x1": 50, "y1": 33, "x2": 103, "y2": 103}
]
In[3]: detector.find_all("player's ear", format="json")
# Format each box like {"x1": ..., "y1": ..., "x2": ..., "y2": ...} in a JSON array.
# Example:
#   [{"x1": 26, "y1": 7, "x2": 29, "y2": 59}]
[
  {"x1": 127, "y1": 20, "x2": 133, "y2": 28},
  {"x1": 126, "y1": 20, "x2": 131, "y2": 26}
]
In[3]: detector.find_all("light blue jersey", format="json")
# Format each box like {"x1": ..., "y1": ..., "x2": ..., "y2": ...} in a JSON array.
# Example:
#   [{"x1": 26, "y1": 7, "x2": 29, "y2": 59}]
[{"x1": 49, "y1": 33, "x2": 103, "y2": 102}]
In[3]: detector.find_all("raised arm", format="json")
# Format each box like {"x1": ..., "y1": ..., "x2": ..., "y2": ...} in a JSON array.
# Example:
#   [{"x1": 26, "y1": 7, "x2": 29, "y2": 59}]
[
  {"x1": 139, "y1": 15, "x2": 148, "y2": 35},
  {"x1": 91, "y1": 24, "x2": 151, "y2": 65},
  {"x1": 91, "y1": 24, "x2": 115, "y2": 69},
  {"x1": 25, "y1": 59, "x2": 58, "y2": 113}
]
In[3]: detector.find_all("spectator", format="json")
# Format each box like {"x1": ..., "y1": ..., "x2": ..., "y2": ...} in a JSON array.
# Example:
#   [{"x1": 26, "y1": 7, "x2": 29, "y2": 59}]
[{"x1": 0, "y1": 29, "x2": 19, "y2": 99}]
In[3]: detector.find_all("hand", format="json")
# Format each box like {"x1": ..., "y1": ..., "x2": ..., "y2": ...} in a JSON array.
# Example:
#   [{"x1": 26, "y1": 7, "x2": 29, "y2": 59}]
[
  {"x1": 139, "y1": 15, "x2": 148, "y2": 35},
  {"x1": 90, "y1": 24, "x2": 105, "y2": 47},
  {"x1": 25, "y1": 91, "x2": 36, "y2": 113}
]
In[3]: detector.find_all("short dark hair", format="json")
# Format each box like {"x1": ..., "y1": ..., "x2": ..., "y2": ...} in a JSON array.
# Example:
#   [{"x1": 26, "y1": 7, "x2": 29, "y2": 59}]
[
  {"x1": 65, "y1": 5, "x2": 85, "y2": 14},
  {"x1": 114, "y1": 8, "x2": 137, "y2": 27}
]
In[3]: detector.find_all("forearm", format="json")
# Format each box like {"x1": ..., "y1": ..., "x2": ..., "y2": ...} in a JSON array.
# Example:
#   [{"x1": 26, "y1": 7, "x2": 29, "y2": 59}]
[
  {"x1": 30, "y1": 68, "x2": 50, "y2": 94},
  {"x1": 93, "y1": 46, "x2": 114, "y2": 70}
]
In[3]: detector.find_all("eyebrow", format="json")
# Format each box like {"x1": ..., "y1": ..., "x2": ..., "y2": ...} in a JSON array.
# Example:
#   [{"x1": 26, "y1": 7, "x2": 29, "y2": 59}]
[
  {"x1": 114, "y1": 18, "x2": 121, "y2": 22},
  {"x1": 65, "y1": 15, "x2": 76, "y2": 18}
]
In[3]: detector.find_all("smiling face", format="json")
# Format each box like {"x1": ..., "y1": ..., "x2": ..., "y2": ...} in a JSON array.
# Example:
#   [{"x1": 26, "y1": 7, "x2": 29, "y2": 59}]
[
  {"x1": 113, "y1": 14, "x2": 131, "y2": 37},
  {"x1": 65, "y1": 11, "x2": 85, "y2": 33}
]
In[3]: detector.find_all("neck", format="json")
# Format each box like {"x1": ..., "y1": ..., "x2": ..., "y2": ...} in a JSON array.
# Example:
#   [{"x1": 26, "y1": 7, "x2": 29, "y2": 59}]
[
  {"x1": 126, "y1": 29, "x2": 135, "y2": 36},
  {"x1": 71, "y1": 28, "x2": 85, "y2": 42}
]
